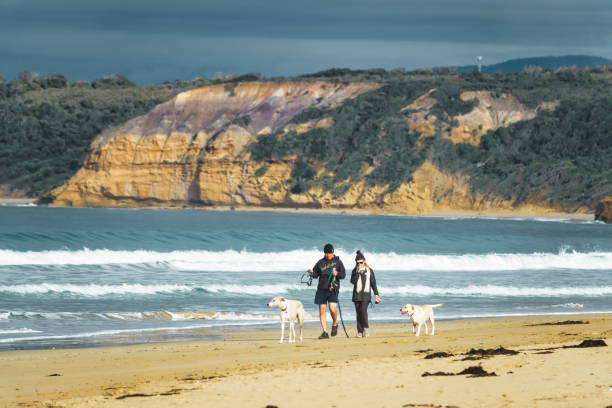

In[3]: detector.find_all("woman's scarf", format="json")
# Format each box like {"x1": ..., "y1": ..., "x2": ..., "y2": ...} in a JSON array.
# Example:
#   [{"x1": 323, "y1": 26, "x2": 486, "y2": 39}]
[{"x1": 355, "y1": 266, "x2": 371, "y2": 294}]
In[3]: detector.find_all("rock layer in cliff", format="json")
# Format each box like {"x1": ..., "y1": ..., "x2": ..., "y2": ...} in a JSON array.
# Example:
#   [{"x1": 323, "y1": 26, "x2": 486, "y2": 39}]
[
  {"x1": 45, "y1": 81, "x2": 379, "y2": 207},
  {"x1": 44, "y1": 81, "x2": 575, "y2": 216}
]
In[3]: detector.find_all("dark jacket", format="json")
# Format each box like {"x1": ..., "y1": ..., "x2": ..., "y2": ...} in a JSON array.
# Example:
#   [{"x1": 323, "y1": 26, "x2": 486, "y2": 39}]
[
  {"x1": 312, "y1": 256, "x2": 346, "y2": 291},
  {"x1": 350, "y1": 266, "x2": 379, "y2": 302}
]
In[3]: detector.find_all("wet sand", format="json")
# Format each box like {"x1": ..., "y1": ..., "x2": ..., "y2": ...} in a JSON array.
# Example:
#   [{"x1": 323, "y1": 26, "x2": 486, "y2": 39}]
[{"x1": 1, "y1": 314, "x2": 610, "y2": 407}]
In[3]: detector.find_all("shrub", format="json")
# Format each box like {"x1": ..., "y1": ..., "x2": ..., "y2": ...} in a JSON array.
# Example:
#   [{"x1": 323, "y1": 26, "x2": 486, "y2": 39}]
[{"x1": 254, "y1": 163, "x2": 269, "y2": 177}]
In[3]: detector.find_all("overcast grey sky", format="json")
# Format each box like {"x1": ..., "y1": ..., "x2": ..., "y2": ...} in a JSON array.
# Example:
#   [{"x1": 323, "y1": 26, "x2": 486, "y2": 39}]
[{"x1": 1, "y1": 0, "x2": 611, "y2": 84}]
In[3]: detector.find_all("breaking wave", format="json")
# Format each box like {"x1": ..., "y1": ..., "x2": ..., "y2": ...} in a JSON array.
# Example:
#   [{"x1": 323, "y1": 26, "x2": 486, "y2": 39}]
[
  {"x1": 380, "y1": 285, "x2": 612, "y2": 297},
  {"x1": 0, "y1": 310, "x2": 289, "y2": 321},
  {"x1": 0, "y1": 328, "x2": 41, "y2": 334},
  {"x1": 1, "y1": 283, "x2": 611, "y2": 297},
  {"x1": 0, "y1": 283, "x2": 192, "y2": 296},
  {"x1": 1, "y1": 248, "x2": 612, "y2": 271}
]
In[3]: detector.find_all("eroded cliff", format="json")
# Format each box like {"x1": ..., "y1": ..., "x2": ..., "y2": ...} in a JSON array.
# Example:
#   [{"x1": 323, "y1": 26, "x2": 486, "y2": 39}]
[
  {"x1": 45, "y1": 82, "x2": 571, "y2": 215},
  {"x1": 402, "y1": 89, "x2": 559, "y2": 145},
  {"x1": 46, "y1": 81, "x2": 378, "y2": 207}
]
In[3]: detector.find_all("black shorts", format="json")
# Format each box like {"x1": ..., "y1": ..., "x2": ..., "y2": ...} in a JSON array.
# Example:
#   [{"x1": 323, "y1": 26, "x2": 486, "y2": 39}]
[{"x1": 314, "y1": 289, "x2": 338, "y2": 305}]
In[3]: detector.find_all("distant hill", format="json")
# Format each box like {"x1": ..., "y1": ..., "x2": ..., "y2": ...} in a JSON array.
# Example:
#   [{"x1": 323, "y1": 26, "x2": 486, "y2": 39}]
[{"x1": 457, "y1": 55, "x2": 612, "y2": 73}]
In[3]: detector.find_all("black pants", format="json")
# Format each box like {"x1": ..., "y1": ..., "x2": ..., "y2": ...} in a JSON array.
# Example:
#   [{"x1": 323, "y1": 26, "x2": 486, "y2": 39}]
[{"x1": 354, "y1": 301, "x2": 369, "y2": 333}]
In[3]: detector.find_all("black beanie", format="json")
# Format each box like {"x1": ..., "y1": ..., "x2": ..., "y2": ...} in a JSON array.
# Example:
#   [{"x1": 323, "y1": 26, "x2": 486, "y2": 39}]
[
  {"x1": 355, "y1": 250, "x2": 365, "y2": 261},
  {"x1": 324, "y1": 243, "x2": 334, "y2": 253}
]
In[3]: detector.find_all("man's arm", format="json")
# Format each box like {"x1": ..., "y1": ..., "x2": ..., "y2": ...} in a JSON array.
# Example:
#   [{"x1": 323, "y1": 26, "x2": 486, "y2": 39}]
[
  {"x1": 337, "y1": 259, "x2": 346, "y2": 280},
  {"x1": 309, "y1": 261, "x2": 321, "y2": 278}
]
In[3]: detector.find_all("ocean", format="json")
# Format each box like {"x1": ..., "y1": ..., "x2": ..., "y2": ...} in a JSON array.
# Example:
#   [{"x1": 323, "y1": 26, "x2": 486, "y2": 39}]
[{"x1": 1, "y1": 205, "x2": 611, "y2": 350}]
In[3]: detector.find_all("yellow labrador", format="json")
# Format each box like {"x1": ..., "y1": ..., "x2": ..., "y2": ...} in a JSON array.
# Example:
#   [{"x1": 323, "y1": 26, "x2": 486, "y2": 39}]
[
  {"x1": 400, "y1": 303, "x2": 443, "y2": 336},
  {"x1": 267, "y1": 296, "x2": 305, "y2": 343}
]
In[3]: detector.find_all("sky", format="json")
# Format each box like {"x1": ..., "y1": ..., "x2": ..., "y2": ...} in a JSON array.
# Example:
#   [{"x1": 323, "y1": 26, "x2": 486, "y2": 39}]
[{"x1": 1, "y1": 0, "x2": 611, "y2": 84}]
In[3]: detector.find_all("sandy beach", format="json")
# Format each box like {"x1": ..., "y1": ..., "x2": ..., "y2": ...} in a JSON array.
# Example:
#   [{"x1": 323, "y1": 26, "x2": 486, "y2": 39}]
[
  {"x1": 3, "y1": 197, "x2": 594, "y2": 222},
  {"x1": 196, "y1": 205, "x2": 596, "y2": 221},
  {"x1": 1, "y1": 314, "x2": 610, "y2": 407},
  {"x1": 0, "y1": 197, "x2": 36, "y2": 205},
  {"x1": 0, "y1": 191, "x2": 595, "y2": 221}
]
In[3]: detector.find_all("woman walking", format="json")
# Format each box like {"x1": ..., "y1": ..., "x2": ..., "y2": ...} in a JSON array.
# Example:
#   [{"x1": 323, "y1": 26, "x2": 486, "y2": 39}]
[{"x1": 350, "y1": 250, "x2": 381, "y2": 338}]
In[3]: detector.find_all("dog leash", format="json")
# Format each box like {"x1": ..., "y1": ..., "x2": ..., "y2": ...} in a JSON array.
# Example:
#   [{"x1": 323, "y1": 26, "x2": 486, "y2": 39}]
[
  {"x1": 299, "y1": 271, "x2": 313, "y2": 286},
  {"x1": 301, "y1": 269, "x2": 348, "y2": 338},
  {"x1": 329, "y1": 274, "x2": 349, "y2": 338}
]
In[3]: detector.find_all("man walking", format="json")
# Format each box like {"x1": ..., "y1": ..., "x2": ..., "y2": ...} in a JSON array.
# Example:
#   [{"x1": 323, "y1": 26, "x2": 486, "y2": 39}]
[{"x1": 309, "y1": 243, "x2": 346, "y2": 339}]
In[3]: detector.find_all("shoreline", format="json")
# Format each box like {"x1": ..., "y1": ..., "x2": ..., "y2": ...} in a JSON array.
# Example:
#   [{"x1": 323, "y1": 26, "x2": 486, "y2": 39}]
[
  {"x1": 2, "y1": 313, "x2": 610, "y2": 407},
  {"x1": 190, "y1": 204, "x2": 596, "y2": 221},
  {"x1": 0, "y1": 197, "x2": 595, "y2": 221},
  {"x1": 0, "y1": 197, "x2": 36, "y2": 205},
  {"x1": 4, "y1": 310, "x2": 612, "y2": 353}
]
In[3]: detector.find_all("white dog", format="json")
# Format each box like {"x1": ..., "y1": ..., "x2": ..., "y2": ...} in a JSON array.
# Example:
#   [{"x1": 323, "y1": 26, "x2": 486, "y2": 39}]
[
  {"x1": 400, "y1": 303, "x2": 443, "y2": 336},
  {"x1": 267, "y1": 296, "x2": 305, "y2": 343}
]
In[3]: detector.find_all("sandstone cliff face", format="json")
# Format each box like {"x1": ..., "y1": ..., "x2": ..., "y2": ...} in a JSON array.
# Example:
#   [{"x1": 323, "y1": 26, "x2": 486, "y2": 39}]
[
  {"x1": 402, "y1": 89, "x2": 558, "y2": 145},
  {"x1": 46, "y1": 83, "x2": 568, "y2": 215},
  {"x1": 449, "y1": 91, "x2": 538, "y2": 145},
  {"x1": 46, "y1": 82, "x2": 379, "y2": 207},
  {"x1": 595, "y1": 197, "x2": 612, "y2": 223}
]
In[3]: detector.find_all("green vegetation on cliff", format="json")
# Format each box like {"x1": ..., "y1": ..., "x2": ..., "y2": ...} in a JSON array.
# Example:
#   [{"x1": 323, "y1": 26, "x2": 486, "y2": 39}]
[
  {"x1": 450, "y1": 97, "x2": 612, "y2": 207},
  {"x1": 1, "y1": 66, "x2": 611, "y2": 210},
  {"x1": 0, "y1": 73, "x2": 211, "y2": 196},
  {"x1": 251, "y1": 66, "x2": 612, "y2": 208}
]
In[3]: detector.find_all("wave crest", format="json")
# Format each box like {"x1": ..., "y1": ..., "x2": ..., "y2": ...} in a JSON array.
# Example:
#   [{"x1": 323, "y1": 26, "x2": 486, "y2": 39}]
[
  {"x1": 0, "y1": 328, "x2": 41, "y2": 334},
  {"x1": 383, "y1": 285, "x2": 612, "y2": 297},
  {"x1": 1, "y1": 283, "x2": 611, "y2": 297},
  {"x1": 0, "y1": 283, "x2": 191, "y2": 296},
  {"x1": 1, "y1": 248, "x2": 612, "y2": 271},
  {"x1": 0, "y1": 310, "x2": 320, "y2": 322}
]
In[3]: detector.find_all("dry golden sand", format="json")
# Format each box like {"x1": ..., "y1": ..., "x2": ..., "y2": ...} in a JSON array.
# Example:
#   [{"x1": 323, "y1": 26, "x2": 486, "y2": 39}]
[
  {"x1": 0, "y1": 198, "x2": 35, "y2": 205},
  {"x1": 1, "y1": 314, "x2": 610, "y2": 407},
  {"x1": 139, "y1": 204, "x2": 596, "y2": 222},
  {"x1": 0, "y1": 195, "x2": 596, "y2": 222}
]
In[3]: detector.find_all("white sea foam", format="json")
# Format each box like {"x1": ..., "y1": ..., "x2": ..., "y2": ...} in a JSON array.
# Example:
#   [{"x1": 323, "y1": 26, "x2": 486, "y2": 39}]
[
  {"x1": 370, "y1": 310, "x2": 612, "y2": 321},
  {"x1": 1, "y1": 248, "x2": 612, "y2": 271},
  {"x1": 0, "y1": 311, "x2": 56, "y2": 319},
  {"x1": 204, "y1": 284, "x2": 299, "y2": 295},
  {"x1": 0, "y1": 310, "x2": 320, "y2": 322},
  {"x1": 0, "y1": 203, "x2": 36, "y2": 207},
  {"x1": 197, "y1": 283, "x2": 612, "y2": 297},
  {"x1": 0, "y1": 328, "x2": 41, "y2": 334},
  {"x1": 1, "y1": 283, "x2": 611, "y2": 297},
  {"x1": 0, "y1": 320, "x2": 315, "y2": 344},
  {"x1": 0, "y1": 283, "x2": 192, "y2": 296},
  {"x1": 381, "y1": 285, "x2": 612, "y2": 297},
  {"x1": 552, "y1": 303, "x2": 584, "y2": 309},
  {"x1": 3, "y1": 310, "x2": 610, "y2": 345},
  {"x1": 516, "y1": 303, "x2": 585, "y2": 310},
  {"x1": 101, "y1": 311, "x2": 285, "y2": 321},
  {"x1": 0, "y1": 325, "x2": 215, "y2": 344}
]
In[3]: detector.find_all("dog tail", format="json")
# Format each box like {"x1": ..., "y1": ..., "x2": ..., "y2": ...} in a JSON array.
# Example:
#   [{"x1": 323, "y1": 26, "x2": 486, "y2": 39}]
[
  {"x1": 430, "y1": 303, "x2": 444, "y2": 308},
  {"x1": 297, "y1": 304, "x2": 305, "y2": 328}
]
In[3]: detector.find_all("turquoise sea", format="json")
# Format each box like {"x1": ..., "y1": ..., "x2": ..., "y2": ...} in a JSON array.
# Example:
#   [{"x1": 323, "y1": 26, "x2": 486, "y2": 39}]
[{"x1": 1, "y1": 205, "x2": 611, "y2": 350}]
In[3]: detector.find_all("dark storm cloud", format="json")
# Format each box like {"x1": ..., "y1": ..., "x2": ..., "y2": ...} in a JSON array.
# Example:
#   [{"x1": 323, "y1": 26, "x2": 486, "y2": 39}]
[{"x1": 1, "y1": 0, "x2": 610, "y2": 83}]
